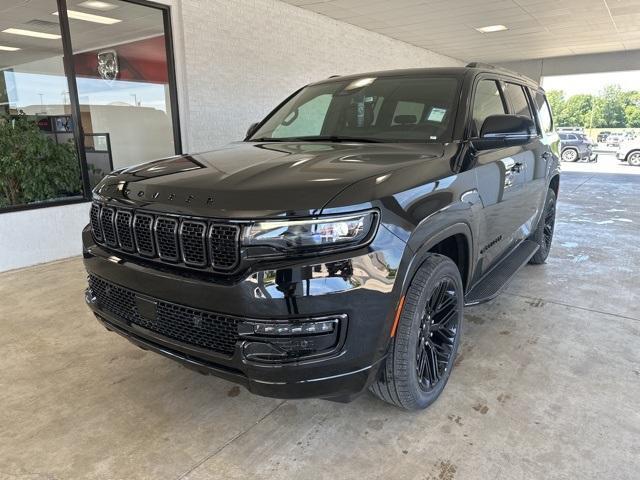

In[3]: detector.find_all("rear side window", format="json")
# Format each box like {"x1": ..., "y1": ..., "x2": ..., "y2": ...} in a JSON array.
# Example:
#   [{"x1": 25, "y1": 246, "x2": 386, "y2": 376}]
[
  {"x1": 533, "y1": 90, "x2": 553, "y2": 133},
  {"x1": 503, "y1": 82, "x2": 533, "y2": 119},
  {"x1": 472, "y1": 79, "x2": 507, "y2": 135}
]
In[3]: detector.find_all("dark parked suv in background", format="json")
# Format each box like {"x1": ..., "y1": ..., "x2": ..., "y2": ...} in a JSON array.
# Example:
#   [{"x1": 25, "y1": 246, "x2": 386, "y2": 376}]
[
  {"x1": 84, "y1": 63, "x2": 560, "y2": 410},
  {"x1": 559, "y1": 132, "x2": 593, "y2": 162}
]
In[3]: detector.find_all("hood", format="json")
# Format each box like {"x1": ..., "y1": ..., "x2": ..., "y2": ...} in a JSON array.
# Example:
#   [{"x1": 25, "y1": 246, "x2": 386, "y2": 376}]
[{"x1": 94, "y1": 141, "x2": 447, "y2": 218}]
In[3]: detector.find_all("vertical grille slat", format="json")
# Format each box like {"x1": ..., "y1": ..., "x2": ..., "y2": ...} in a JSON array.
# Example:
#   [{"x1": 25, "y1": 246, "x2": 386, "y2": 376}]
[
  {"x1": 155, "y1": 217, "x2": 179, "y2": 261},
  {"x1": 89, "y1": 202, "x2": 241, "y2": 273},
  {"x1": 209, "y1": 224, "x2": 240, "y2": 270},
  {"x1": 133, "y1": 213, "x2": 155, "y2": 257},
  {"x1": 101, "y1": 207, "x2": 117, "y2": 246},
  {"x1": 90, "y1": 203, "x2": 103, "y2": 242},
  {"x1": 115, "y1": 210, "x2": 135, "y2": 252},
  {"x1": 181, "y1": 220, "x2": 207, "y2": 267}
]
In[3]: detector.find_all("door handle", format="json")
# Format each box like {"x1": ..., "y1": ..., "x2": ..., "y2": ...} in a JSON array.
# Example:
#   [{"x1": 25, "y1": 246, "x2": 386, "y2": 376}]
[
  {"x1": 542, "y1": 151, "x2": 551, "y2": 160},
  {"x1": 512, "y1": 162, "x2": 524, "y2": 173}
]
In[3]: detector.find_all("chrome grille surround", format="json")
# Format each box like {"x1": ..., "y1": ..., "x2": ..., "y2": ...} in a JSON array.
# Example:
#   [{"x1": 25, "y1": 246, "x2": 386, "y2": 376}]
[{"x1": 90, "y1": 202, "x2": 240, "y2": 273}]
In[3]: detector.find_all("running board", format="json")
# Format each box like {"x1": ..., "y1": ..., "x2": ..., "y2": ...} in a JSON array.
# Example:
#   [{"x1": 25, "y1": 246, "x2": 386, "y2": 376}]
[{"x1": 465, "y1": 240, "x2": 539, "y2": 306}]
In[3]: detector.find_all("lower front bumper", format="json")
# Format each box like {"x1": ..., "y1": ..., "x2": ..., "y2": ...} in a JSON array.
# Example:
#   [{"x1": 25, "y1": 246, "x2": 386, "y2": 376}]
[{"x1": 91, "y1": 306, "x2": 380, "y2": 401}]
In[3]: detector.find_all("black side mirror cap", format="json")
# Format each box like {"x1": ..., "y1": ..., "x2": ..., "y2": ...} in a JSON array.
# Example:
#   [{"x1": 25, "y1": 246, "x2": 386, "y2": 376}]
[
  {"x1": 472, "y1": 114, "x2": 536, "y2": 151},
  {"x1": 246, "y1": 122, "x2": 260, "y2": 139}
]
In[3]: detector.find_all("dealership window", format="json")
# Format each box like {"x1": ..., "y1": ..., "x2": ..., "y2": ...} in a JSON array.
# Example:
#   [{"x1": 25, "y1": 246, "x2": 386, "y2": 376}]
[
  {"x1": 0, "y1": 0, "x2": 179, "y2": 212},
  {"x1": 0, "y1": 1, "x2": 84, "y2": 210}
]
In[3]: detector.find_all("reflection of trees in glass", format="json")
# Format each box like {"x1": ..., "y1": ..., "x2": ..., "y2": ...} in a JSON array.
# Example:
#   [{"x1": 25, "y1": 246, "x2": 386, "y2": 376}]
[
  {"x1": 547, "y1": 85, "x2": 640, "y2": 128},
  {"x1": 0, "y1": 116, "x2": 81, "y2": 207}
]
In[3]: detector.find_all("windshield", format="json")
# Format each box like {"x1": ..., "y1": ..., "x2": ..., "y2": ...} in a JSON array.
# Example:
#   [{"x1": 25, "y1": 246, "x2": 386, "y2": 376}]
[{"x1": 249, "y1": 75, "x2": 460, "y2": 143}]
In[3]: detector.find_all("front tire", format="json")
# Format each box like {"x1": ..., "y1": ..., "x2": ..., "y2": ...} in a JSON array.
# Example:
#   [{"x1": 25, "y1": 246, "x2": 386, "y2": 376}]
[
  {"x1": 628, "y1": 151, "x2": 640, "y2": 167},
  {"x1": 529, "y1": 188, "x2": 557, "y2": 264},
  {"x1": 369, "y1": 254, "x2": 463, "y2": 410}
]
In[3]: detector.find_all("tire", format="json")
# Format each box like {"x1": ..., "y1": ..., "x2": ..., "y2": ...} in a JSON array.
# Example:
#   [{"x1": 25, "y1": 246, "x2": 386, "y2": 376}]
[
  {"x1": 561, "y1": 148, "x2": 578, "y2": 162},
  {"x1": 529, "y1": 188, "x2": 557, "y2": 264},
  {"x1": 369, "y1": 254, "x2": 464, "y2": 410},
  {"x1": 628, "y1": 151, "x2": 640, "y2": 167}
]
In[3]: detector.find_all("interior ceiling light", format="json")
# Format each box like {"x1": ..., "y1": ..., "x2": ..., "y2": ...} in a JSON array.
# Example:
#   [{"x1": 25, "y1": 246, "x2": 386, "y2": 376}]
[
  {"x1": 78, "y1": 0, "x2": 119, "y2": 10},
  {"x1": 53, "y1": 10, "x2": 121, "y2": 25},
  {"x1": 0, "y1": 45, "x2": 21, "y2": 51},
  {"x1": 475, "y1": 24, "x2": 508, "y2": 33},
  {"x1": 2, "y1": 28, "x2": 61, "y2": 39}
]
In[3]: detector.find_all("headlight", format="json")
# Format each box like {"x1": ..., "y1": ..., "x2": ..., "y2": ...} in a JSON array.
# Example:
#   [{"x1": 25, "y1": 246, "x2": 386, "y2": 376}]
[{"x1": 242, "y1": 211, "x2": 377, "y2": 255}]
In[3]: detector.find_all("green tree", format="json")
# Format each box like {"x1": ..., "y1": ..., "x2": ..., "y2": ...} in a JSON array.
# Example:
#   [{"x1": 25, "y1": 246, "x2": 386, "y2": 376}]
[
  {"x1": 545, "y1": 90, "x2": 567, "y2": 125},
  {"x1": 562, "y1": 94, "x2": 594, "y2": 127},
  {"x1": 591, "y1": 85, "x2": 626, "y2": 128}
]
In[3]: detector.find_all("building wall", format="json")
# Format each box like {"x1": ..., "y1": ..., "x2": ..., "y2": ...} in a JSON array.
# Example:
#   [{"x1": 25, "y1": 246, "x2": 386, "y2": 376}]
[
  {"x1": 0, "y1": 203, "x2": 90, "y2": 272},
  {"x1": 1, "y1": 0, "x2": 461, "y2": 272},
  {"x1": 176, "y1": 0, "x2": 463, "y2": 152}
]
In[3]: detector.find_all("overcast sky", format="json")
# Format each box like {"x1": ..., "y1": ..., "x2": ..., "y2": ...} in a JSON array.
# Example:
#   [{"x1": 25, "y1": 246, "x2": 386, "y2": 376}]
[{"x1": 542, "y1": 70, "x2": 640, "y2": 97}]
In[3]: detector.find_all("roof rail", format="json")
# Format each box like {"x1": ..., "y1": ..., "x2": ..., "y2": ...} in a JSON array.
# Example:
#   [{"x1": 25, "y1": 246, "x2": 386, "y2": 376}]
[
  {"x1": 466, "y1": 62, "x2": 536, "y2": 84},
  {"x1": 465, "y1": 62, "x2": 497, "y2": 69}
]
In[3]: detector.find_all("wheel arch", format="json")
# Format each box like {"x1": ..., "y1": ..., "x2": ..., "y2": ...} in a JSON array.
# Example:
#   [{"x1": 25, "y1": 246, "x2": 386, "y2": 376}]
[
  {"x1": 401, "y1": 223, "x2": 474, "y2": 295},
  {"x1": 626, "y1": 149, "x2": 640, "y2": 163}
]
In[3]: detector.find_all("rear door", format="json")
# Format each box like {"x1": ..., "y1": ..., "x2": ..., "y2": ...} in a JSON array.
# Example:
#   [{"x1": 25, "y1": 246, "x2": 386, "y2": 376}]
[
  {"x1": 502, "y1": 82, "x2": 549, "y2": 230},
  {"x1": 470, "y1": 78, "x2": 528, "y2": 271}
]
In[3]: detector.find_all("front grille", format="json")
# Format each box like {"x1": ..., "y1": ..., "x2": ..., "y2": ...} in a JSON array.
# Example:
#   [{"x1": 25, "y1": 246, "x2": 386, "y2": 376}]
[
  {"x1": 115, "y1": 210, "x2": 134, "y2": 251},
  {"x1": 88, "y1": 275, "x2": 240, "y2": 356},
  {"x1": 101, "y1": 207, "x2": 117, "y2": 246},
  {"x1": 155, "y1": 217, "x2": 179, "y2": 261},
  {"x1": 210, "y1": 224, "x2": 241, "y2": 270},
  {"x1": 91, "y1": 202, "x2": 240, "y2": 272},
  {"x1": 181, "y1": 220, "x2": 207, "y2": 266}
]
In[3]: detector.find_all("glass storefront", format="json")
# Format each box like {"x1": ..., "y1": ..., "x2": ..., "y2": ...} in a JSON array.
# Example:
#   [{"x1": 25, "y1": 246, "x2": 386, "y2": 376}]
[{"x1": 0, "y1": 0, "x2": 179, "y2": 211}]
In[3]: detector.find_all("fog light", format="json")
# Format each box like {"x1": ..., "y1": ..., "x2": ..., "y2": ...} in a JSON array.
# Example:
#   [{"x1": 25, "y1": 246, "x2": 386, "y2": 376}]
[
  {"x1": 246, "y1": 319, "x2": 337, "y2": 336},
  {"x1": 239, "y1": 315, "x2": 345, "y2": 362}
]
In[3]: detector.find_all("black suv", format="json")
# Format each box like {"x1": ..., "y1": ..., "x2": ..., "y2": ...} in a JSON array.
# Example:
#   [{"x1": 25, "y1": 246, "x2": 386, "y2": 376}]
[{"x1": 84, "y1": 64, "x2": 560, "y2": 410}]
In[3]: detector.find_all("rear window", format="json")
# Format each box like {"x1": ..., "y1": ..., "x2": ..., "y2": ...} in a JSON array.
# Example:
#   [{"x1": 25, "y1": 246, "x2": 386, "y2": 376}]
[
  {"x1": 532, "y1": 90, "x2": 553, "y2": 134},
  {"x1": 503, "y1": 82, "x2": 533, "y2": 119}
]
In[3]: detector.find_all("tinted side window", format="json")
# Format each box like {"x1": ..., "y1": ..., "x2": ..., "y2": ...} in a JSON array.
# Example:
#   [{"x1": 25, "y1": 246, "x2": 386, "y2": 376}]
[
  {"x1": 472, "y1": 80, "x2": 507, "y2": 135},
  {"x1": 533, "y1": 91, "x2": 553, "y2": 133},
  {"x1": 503, "y1": 82, "x2": 533, "y2": 119}
]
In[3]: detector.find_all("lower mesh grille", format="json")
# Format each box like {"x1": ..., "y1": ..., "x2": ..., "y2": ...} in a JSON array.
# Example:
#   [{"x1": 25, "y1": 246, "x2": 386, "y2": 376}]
[{"x1": 88, "y1": 275, "x2": 240, "y2": 356}]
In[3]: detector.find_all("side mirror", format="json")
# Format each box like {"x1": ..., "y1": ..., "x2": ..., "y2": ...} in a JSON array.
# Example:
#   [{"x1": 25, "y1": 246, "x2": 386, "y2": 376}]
[
  {"x1": 472, "y1": 115, "x2": 536, "y2": 151},
  {"x1": 246, "y1": 122, "x2": 260, "y2": 139}
]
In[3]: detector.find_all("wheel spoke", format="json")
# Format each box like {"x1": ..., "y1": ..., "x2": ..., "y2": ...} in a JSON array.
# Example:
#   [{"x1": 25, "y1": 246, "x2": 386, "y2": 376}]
[{"x1": 415, "y1": 278, "x2": 461, "y2": 392}]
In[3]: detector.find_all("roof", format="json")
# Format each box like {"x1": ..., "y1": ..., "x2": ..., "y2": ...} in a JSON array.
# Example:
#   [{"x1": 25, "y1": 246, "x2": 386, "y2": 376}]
[{"x1": 311, "y1": 65, "x2": 540, "y2": 89}]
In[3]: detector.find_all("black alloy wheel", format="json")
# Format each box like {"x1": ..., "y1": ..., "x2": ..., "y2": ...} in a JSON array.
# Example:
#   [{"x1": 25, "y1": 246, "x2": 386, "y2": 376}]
[
  {"x1": 529, "y1": 188, "x2": 556, "y2": 264},
  {"x1": 415, "y1": 279, "x2": 459, "y2": 392},
  {"x1": 369, "y1": 254, "x2": 464, "y2": 410}
]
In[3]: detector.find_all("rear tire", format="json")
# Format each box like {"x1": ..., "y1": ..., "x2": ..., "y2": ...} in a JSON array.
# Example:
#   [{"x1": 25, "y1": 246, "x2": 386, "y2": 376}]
[
  {"x1": 369, "y1": 254, "x2": 463, "y2": 410},
  {"x1": 529, "y1": 188, "x2": 556, "y2": 264},
  {"x1": 561, "y1": 148, "x2": 578, "y2": 162}
]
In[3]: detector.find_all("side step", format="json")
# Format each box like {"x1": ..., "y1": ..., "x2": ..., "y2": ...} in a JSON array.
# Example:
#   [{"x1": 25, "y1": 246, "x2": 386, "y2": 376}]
[{"x1": 465, "y1": 240, "x2": 539, "y2": 306}]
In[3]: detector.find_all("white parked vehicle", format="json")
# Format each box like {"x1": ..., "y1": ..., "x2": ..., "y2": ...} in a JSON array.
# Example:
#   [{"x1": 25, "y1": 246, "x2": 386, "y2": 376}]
[{"x1": 616, "y1": 140, "x2": 640, "y2": 166}]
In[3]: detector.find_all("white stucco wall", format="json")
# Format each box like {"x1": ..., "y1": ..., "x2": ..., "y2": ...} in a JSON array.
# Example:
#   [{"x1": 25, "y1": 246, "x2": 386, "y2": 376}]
[
  {"x1": 176, "y1": 0, "x2": 462, "y2": 152},
  {"x1": 0, "y1": 203, "x2": 91, "y2": 272},
  {"x1": 1, "y1": 0, "x2": 461, "y2": 272}
]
